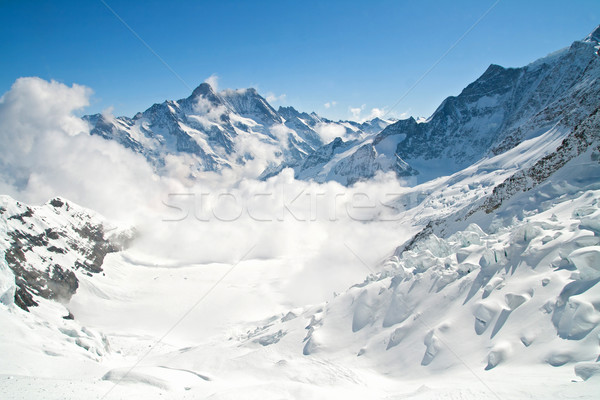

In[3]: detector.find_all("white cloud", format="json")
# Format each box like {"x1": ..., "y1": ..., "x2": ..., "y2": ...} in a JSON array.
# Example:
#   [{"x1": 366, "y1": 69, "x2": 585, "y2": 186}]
[
  {"x1": 0, "y1": 77, "x2": 161, "y2": 223},
  {"x1": 349, "y1": 104, "x2": 365, "y2": 121},
  {"x1": 265, "y1": 92, "x2": 287, "y2": 104},
  {"x1": 0, "y1": 76, "x2": 414, "y2": 306},
  {"x1": 349, "y1": 104, "x2": 390, "y2": 122},
  {"x1": 367, "y1": 107, "x2": 384, "y2": 119},
  {"x1": 269, "y1": 124, "x2": 293, "y2": 149},
  {"x1": 191, "y1": 96, "x2": 228, "y2": 129},
  {"x1": 204, "y1": 74, "x2": 219, "y2": 91},
  {"x1": 314, "y1": 122, "x2": 346, "y2": 143},
  {"x1": 324, "y1": 101, "x2": 337, "y2": 109},
  {"x1": 101, "y1": 105, "x2": 115, "y2": 118}
]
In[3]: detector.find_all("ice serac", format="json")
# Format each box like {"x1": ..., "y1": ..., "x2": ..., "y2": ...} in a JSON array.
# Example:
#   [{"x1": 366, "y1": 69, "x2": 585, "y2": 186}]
[{"x1": 0, "y1": 196, "x2": 132, "y2": 311}]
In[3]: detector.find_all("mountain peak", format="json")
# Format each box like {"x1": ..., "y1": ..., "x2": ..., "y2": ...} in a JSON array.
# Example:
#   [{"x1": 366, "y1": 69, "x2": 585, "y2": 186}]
[
  {"x1": 278, "y1": 105, "x2": 298, "y2": 114},
  {"x1": 482, "y1": 63, "x2": 506, "y2": 75},
  {"x1": 190, "y1": 82, "x2": 216, "y2": 98},
  {"x1": 583, "y1": 24, "x2": 600, "y2": 44}
]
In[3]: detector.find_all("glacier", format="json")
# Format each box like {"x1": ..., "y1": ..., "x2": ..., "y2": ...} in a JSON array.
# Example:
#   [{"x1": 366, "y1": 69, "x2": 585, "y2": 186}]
[{"x1": 1, "y1": 24, "x2": 600, "y2": 400}]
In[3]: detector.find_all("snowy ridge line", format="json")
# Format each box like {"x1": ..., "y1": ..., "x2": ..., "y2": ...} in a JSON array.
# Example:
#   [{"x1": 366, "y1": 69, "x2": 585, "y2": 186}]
[
  {"x1": 315, "y1": 26, "x2": 600, "y2": 185},
  {"x1": 83, "y1": 25, "x2": 600, "y2": 187}
]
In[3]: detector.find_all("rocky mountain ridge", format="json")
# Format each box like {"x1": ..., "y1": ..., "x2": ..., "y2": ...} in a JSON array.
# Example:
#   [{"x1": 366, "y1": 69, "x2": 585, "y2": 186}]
[
  {"x1": 0, "y1": 196, "x2": 132, "y2": 311},
  {"x1": 84, "y1": 84, "x2": 391, "y2": 178}
]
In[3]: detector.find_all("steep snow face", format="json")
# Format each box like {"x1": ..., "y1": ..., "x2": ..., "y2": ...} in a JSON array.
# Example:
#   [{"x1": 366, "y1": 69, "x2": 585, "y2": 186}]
[
  {"x1": 288, "y1": 28, "x2": 600, "y2": 185},
  {"x1": 85, "y1": 85, "x2": 389, "y2": 179},
  {"x1": 482, "y1": 107, "x2": 600, "y2": 214},
  {"x1": 0, "y1": 196, "x2": 131, "y2": 311}
]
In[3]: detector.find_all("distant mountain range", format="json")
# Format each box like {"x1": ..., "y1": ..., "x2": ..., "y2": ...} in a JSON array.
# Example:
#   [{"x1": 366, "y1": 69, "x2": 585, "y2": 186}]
[
  {"x1": 85, "y1": 26, "x2": 600, "y2": 186},
  {"x1": 84, "y1": 84, "x2": 393, "y2": 180}
]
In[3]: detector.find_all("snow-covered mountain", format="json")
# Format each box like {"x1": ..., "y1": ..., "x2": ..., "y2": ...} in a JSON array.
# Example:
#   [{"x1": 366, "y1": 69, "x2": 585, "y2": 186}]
[
  {"x1": 286, "y1": 26, "x2": 600, "y2": 185},
  {"x1": 0, "y1": 196, "x2": 132, "y2": 311},
  {"x1": 84, "y1": 84, "x2": 391, "y2": 177},
  {"x1": 2, "y1": 25, "x2": 600, "y2": 400}
]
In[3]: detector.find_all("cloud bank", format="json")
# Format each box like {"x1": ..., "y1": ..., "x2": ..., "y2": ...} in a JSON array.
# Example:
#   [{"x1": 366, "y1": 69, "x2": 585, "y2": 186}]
[{"x1": 0, "y1": 77, "x2": 412, "y2": 305}]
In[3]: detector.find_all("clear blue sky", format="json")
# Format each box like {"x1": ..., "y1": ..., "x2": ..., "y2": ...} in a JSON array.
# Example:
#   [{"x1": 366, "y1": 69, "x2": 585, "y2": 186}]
[{"x1": 1, "y1": 0, "x2": 598, "y2": 121}]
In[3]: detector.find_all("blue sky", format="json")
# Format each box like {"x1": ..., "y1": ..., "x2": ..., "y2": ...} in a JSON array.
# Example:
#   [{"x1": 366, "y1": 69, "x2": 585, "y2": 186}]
[{"x1": 1, "y1": 0, "x2": 598, "y2": 121}]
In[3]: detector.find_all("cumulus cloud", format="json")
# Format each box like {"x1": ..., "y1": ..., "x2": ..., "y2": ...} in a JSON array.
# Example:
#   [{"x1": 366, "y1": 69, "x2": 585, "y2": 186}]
[
  {"x1": 0, "y1": 77, "x2": 414, "y2": 307},
  {"x1": 349, "y1": 104, "x2": 365, "y2": 120},
  {"x1": 204, "y1": 74, "x2": 219, "y2": 91},
  {"x1": 324, "y1": 101, "x2": 337, "y2": 109},
  {"x1": 367, "y1": 107, "x2": 385, "y2": 119},
  {"x1": 265, "y1": 92, "x2": 287, "y2": 104},
  {"x1": 349, "y1": 104, "x2": 389, "y2": 122},
  {"x1": 314, "y1": 122, "x2": 346, "y2": 143},
  {"x1": 0, "y1": 78, "x2": 162, "y2": 223}
]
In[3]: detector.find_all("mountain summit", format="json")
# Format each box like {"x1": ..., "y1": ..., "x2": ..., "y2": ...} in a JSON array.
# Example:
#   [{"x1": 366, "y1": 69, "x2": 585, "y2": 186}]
[
  {"x1": 84, "y1": 85, "x2": 392, "y2": 178},
  {"x1": 584, "y1": 24, "x2": 600, "y2": 43}
]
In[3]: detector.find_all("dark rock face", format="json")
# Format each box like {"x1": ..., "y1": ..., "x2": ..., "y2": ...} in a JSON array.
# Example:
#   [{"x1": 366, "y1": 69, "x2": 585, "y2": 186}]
[
  {"x1": 482, "y1": 107, "x2": 600, "y2": 213},
  {"x1": 1, "y1": 196, "x2": 132, "y2": 311}
]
